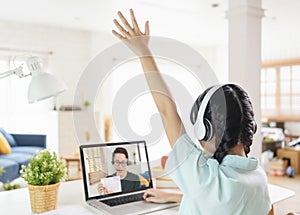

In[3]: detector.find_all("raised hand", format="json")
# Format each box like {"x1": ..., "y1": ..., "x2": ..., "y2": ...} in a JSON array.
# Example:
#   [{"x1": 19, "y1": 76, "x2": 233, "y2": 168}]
[
  {"x1": 112, "y1": 9, "x2": 150, "y2": 56},
  {"x1": 112, "y1": 9, "x2": 185, "y2": 148}
]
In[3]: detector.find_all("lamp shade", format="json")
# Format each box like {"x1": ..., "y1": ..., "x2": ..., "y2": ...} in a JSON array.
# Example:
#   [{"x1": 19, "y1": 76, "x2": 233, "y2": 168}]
[
  {"x1": 28, "y1": 72, "x2": 67, "y2": 103},
  {"x1": 26, "y1": 56, "x2": 67, "y2": 103}
]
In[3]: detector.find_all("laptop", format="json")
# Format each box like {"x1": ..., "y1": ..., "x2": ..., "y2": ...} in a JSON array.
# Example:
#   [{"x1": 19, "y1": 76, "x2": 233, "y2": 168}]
[{"x1": 79, "y1": 140, "x2": 179, "y2": 215}]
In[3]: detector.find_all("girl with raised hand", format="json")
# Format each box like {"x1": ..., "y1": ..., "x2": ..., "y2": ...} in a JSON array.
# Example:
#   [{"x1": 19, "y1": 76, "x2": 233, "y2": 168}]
[{"x1": 112, "y1": 9, "x2": 271, "y2": 215}]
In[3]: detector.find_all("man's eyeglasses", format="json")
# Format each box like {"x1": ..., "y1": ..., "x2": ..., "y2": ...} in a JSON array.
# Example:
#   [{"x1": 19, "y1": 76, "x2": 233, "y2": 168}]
[{"x1": 112, "y1": 160, "x2": 128, "y2": 166}]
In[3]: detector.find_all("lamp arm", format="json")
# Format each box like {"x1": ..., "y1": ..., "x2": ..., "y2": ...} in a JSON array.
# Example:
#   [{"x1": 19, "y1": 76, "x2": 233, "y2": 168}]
[{"x1": 0, "y1": 66, "x2": 26, "y2": 79}]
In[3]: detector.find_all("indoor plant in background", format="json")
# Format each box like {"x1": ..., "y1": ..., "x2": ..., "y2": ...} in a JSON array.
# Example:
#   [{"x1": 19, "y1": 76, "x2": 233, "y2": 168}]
[
  {"x1": 1, "y1": 166, "x2": 21, "y2": 191},
  {"x1": 83, "y1": 100, "x2": 91, "y2": 110},
  {"x1": 0, "y1": 167, "x2": 4, "y2": 176},
  {"x1": 0, "y1": 167, "x2": 4, "y2": 188},
  {"x1": 20, "y1": 150, "x2": 67, "y2": 214}
]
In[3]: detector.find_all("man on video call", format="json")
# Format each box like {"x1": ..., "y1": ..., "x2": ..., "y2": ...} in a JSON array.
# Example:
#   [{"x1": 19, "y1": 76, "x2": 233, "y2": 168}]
[{"x1": 98, "y1": 147, "x2": 141, "y2": 194}]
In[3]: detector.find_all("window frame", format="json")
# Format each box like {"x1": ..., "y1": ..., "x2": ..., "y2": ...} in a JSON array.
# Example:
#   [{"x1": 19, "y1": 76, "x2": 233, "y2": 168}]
[{"x1": 261, "y1": 58, "x2": 300, "y2": 122}]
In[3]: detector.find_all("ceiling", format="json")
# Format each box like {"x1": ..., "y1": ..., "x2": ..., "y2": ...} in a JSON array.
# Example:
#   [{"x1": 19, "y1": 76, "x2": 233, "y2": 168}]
[{"x1": 0, "y1": 0, "x2": 299, "y2": 57}]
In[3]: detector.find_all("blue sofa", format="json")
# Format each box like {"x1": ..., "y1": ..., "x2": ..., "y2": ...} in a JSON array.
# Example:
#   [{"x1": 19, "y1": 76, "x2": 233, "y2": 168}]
[{"x1": 0, "y1": 129, "x2": 46, "y2": 183}]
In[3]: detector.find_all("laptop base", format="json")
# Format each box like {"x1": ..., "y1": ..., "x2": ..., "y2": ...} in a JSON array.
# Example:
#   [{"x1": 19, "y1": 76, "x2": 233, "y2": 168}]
[{"x1": 87, "y1": 199, "x2": 179, "y2": 215}]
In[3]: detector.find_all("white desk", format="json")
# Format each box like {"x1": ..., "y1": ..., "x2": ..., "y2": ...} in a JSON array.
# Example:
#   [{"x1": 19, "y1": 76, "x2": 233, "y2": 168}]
[{"x1": 0, "y1": 180, "x2": 295, "y2": 215}]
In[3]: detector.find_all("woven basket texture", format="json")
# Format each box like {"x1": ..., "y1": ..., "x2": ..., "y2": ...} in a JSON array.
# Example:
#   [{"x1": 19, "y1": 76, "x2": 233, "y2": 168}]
[{"x1": 28, "y1": 182, "x2": 60, "y2": 214}]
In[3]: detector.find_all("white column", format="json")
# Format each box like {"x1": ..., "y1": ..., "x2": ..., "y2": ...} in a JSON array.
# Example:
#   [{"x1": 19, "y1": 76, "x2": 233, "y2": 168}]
[{"x1": 227, "y1": 0, "x2": 264, "y2": 158}]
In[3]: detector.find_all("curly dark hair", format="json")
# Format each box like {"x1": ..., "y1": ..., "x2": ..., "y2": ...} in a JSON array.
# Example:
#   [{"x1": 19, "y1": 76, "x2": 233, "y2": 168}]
[{"x1": 190, "y1": 84, "x2": 257, "y2": 163}]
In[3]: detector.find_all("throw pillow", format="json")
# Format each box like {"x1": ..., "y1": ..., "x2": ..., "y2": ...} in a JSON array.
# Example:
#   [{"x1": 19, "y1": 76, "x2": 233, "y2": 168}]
[
  {"x1": 0, "y1": 132, "x2": 11, "y2": 154},
  {"x1": 0, "y1": 128, "x2": 17, "y2": 147}
]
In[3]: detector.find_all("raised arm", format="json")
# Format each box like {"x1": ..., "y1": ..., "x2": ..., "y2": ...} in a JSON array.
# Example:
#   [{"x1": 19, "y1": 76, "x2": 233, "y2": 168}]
[{"x1": 112, "y1": 9, "x2": 185, "y2": 147}]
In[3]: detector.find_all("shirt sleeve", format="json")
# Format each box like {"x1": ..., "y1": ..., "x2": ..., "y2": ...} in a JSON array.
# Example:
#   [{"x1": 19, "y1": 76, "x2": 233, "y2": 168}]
[{"x1": 165, "y1": 133, "x2": 218, "y2": 195}]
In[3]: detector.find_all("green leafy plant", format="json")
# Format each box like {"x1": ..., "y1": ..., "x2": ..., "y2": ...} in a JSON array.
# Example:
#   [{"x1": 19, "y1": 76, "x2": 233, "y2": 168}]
[
  {"x1": 20, "y1": 150, "x2": 67, "y2": 186},
  {"x1": 132, "y1": 152, "x2": 137, "y2": 164},
  {"x1": 83, "y1": 100, "x2": 91, "y2": 107},
  {"x1": 0, "y1": 167, "x2": 4, "y2": 176},
  {"x1": 3, "y1": 182, "x2": 20, "y2": 191},
  {"x1": 0, "y1": 167, "x2": 20, "y2": 191}
]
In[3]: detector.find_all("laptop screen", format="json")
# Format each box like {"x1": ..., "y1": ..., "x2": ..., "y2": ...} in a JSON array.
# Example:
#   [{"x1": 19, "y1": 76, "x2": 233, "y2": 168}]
[{"x1": 80, "y1": 141, "x2": 153, "y2": 200}]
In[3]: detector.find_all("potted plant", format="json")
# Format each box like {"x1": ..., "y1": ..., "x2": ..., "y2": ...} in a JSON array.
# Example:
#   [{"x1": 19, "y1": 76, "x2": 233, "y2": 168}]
[
  {"x1": 0, "y1": 167, "x2": 4, "y2": 176},
  {"x1": 1, "y1": 166, "x2": 21, "y2": 191},
  {"x1": 20, "y1": 150, "x2": 67, "y2": 214},
  {"x1": 83, "y1": 100, "x2": 91, "y2": 110},
  {"x1": 0, "y1": 167, "x2": 4, "y2": 188},
  {"x1": 132, "y1": 152, "x2": 137, "y2": 164}
]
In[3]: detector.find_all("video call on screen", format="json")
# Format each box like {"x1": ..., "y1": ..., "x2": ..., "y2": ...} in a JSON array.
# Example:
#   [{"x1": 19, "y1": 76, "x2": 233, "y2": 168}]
[{"x1": 82, "y1": 142, "x2": 151, "y2": 198}]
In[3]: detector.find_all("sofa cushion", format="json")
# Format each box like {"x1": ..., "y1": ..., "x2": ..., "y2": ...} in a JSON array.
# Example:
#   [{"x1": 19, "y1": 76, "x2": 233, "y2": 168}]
[
  {"x1": 0, "y1": 128, "x2": 17, "y2": 147},
  {"x1": 0, "y1": 158, "x2": 19, "y2": 182},
  {"x1": 0, "y1": 153, "x2": 33, "y2": 168},
  {"x1": 11, "y1": 134, "x2": 46, "y2": 147},
  {"x1": 0, "y1": 133, "x2": 11, "y2": 154},
  {"x1": 11, "y1": 146, "x2": 44, "y2": 155}
]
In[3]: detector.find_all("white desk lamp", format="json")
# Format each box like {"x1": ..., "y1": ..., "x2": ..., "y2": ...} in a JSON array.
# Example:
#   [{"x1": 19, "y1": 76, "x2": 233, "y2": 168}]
[{"x1": 0, "y1": 56, "x2": 67, "y2": 103}]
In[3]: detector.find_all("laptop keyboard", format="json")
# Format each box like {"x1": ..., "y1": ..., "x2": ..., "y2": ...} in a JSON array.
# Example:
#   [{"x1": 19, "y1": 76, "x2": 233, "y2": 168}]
[{"x1": 100, "y1": 192, "x2": 144, "y2": 207}]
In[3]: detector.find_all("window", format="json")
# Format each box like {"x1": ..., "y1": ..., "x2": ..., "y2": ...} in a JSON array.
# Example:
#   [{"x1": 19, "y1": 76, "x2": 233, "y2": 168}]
[{"x1": 261, "y1": 59, "x2": 300, "y2": 121}]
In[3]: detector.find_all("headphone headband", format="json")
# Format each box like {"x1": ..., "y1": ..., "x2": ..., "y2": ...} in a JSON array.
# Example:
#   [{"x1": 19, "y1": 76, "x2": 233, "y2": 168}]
[
  {"x1": 197, "y1": 85, "x2": 224, "y2": 123},
  {"x1": 194, "y1": 84, "x2": 224, "y2": 141}
]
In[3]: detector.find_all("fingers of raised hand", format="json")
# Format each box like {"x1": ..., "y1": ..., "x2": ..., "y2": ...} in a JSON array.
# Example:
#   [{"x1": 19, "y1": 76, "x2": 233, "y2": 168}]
[
  {"x1": 129, "y1": 9, "x2": 141, "y2": 33},
  {"x1": 113, "y1": 9, "x2": 148, "y2": 39},
  {"x1": 117, "y1": 11, "x2": 135, "y2": 34},
  {"x1": 144, "y1": 21, "x2": 150, "y2": 36},
  {"x1": 113, "y1": 19, "x2": 130, "y2": 38}
]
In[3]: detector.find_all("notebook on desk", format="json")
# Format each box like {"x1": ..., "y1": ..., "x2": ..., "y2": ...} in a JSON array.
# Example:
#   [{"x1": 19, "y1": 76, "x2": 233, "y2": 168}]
[{"x1": 79, "y1": 140, "x2": 178, "y2": 215}]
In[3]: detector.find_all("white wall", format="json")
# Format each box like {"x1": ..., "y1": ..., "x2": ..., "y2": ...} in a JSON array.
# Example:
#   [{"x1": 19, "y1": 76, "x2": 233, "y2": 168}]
[
  {"x1": 0, "y1": 20, "x2": 97, "y2": 152},
  {"x1": 193, "y1": 44, "x2": 228, "y2": 83},
  {"x1": 0, "y1": 18, "x2": 228, "y2": 160},
  {"x1": 285, "y1": 123, "x2": 300, "y2": 136},
  {"x1": 262, "y1": 21, "x2": 300, "y2": 61},
  {"x1": 0, "y1": 20, "x2": 92, "y2": 107}
]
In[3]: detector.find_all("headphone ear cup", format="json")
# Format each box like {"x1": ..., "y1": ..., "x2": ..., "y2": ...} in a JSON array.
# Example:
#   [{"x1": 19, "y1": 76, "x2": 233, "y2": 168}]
[
  {"x1": 203, "y1": 118, "x2": 213, "y2": 141},
  {"x1": 194, "y1": 117, "x2": 206, "y2": 140}
]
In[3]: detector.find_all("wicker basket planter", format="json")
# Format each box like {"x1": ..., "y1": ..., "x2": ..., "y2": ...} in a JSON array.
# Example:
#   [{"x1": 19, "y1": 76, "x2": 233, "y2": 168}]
[{"x1": 27, "y1": 182, "x2": 60, "y2": 214}]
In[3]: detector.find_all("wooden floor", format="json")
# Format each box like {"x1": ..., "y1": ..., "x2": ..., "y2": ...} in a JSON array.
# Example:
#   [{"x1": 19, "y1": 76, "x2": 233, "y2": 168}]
[{"x1": 267, "y1": 174, "x2": 300, "y2": 215}]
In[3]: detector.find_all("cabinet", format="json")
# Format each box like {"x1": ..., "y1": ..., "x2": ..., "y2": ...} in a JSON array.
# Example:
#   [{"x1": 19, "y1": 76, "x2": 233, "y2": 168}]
[
  {"x1": 277, "y1": 148, "x2": 300, "y2": 174},
  {"x1": 48, "y1": 111, "x2": 102, "y2": 157},
  {"x1": 262, "y1": 140, "x2": 283, "y2": 157}
]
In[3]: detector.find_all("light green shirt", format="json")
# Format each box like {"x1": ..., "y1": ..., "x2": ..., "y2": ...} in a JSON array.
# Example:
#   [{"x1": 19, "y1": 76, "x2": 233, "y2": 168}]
[{"x1": 165, "y1": 134, "x2": 271, "y2": 215}]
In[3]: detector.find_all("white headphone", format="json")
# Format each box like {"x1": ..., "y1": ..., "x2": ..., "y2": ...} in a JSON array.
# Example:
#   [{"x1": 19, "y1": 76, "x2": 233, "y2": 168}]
[{"x1": 194, "y1": 84, "x2": 224, "y2": 141}]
